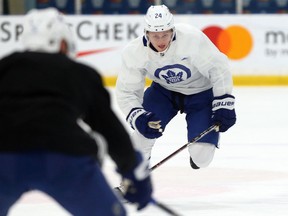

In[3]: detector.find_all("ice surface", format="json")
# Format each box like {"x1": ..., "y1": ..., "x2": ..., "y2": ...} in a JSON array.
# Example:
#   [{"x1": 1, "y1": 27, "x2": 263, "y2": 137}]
[{"x1": 8, "y1": 87, "x2": 288, "y2": 216}]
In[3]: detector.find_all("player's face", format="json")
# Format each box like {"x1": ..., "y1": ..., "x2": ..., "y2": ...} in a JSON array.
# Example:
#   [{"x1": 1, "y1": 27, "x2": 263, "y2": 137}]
[{"x1": 147, "y1": 30, "x2": 173, "y2": 52}]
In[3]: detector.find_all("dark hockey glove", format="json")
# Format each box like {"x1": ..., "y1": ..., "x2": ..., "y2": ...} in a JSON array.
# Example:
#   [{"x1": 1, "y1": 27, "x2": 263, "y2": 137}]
[
  {"x1": 212, "y1": 94, "x2": 236, "y2": 132},
  {"x1": 119, "y1": 151, "x2": 153, "y2": 210},
  {"x1": 126, "y1": 108, "x2": 163, "y2": 139}
]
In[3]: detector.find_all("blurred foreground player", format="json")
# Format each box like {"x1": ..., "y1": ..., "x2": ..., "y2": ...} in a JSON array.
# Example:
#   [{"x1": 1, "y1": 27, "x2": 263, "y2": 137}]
[
  {"x1": 0, "y1": 8, "x2": 152, "y2": 216},
  {"x1": 116, "y1": 5, "x2": 236, "y2": 169}
]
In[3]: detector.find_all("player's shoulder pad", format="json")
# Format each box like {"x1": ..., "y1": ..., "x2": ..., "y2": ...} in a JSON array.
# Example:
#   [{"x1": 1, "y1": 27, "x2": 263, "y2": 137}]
[
  {"x1": 175, "y1": 23, "x2": 204, "y2": 40},
  {"x1": 122, "y1": 36, "x2": 144, "y2": 53},
  {"x1": 122, "y1": 36, "x2": 147, "y2": 67}
]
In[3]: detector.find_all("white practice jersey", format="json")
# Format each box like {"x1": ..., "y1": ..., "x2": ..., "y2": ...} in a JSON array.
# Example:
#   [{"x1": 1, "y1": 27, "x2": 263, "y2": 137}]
[{"x1": 116, "y1": 23, "x2": 233, "y2": 117}]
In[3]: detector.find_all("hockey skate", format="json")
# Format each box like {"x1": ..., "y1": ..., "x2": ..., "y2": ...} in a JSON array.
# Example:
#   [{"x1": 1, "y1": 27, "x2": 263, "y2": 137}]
[{"x1": 189, "y1": 157, "x2": 200, "y2": 169}]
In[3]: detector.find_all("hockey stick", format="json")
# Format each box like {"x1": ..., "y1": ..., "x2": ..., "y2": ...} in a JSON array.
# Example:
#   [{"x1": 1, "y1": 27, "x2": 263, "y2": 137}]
[
  {"x1": 150, "y1": 198, "x2": 182, "y2": 216},
  {"x1": 115, "y1": 186, "x2": 181, "y2": 215},
  {"x1": 115, "y1": 124, "x2": 219, "y2": 213},
  {"x1": 150, "y1": 124, "x2": 219, "y2": 171}
]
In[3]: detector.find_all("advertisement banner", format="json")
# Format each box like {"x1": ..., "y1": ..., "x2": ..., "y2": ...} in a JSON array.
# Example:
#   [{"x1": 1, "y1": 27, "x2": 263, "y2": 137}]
[{"x1": 1, "y1": 15, "x2": 288, "y2": 84}]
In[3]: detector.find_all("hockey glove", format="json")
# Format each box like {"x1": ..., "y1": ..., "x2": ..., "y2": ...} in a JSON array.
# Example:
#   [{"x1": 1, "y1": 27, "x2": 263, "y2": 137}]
[
  {"x1": 127, "y1": 108, "x2": 163, "y2": 139},
  {"x1": 119, "y1": 151, "x2": 153, "y2": 210},
  {"x1": 212, "y1": 94, "x2": 236, "y2": 132}
]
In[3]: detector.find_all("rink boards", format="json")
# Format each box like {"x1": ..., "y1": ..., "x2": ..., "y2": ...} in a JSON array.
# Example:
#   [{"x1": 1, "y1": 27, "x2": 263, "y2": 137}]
[{"x1": 1, "y1": 14, "x2": 288, "y2": 86}]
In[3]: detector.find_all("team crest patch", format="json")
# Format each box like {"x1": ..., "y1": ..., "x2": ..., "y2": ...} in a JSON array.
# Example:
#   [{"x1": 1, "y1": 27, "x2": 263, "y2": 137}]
[{"x1": 154, "y1": 64, "x2": 191, "y2": 84}]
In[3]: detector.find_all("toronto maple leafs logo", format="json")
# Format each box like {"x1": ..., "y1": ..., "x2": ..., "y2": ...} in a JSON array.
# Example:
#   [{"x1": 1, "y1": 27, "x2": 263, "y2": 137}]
[
  {"x1": 161, "y1": 70, "x2": 183, "y2": 84},
  {"x1": 154, "y1": 64, "x2": 191, "y2": 84}
]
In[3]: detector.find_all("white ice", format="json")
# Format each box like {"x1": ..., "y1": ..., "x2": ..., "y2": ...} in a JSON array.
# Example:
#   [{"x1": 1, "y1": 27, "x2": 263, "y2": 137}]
[{"x1": 8, "y1": 87, "x2": 288, "y2": 216}]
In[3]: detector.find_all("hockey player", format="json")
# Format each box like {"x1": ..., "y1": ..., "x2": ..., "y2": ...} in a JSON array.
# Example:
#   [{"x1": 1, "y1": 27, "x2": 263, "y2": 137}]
[
  {"x1": 116, "y1": 5, "x2": 236, "y2": 169},
  {"x1": 0, "y1": 8, "x2": 152, "y2": 216}
]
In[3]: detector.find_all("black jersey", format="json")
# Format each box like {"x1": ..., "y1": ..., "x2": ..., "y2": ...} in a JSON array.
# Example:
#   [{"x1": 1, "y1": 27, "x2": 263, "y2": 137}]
[{"x1": 0, "y1": 51, "x2": 135, "y2": 172}]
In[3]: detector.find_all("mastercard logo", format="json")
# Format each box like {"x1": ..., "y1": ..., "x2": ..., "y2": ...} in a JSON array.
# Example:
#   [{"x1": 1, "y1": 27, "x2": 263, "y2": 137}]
[{"x1": 202, "y1": 25, "x2": 253, "y2": 60}]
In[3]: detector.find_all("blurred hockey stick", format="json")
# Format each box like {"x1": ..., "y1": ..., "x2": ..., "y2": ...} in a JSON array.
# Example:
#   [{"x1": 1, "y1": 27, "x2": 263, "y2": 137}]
[
  {"x1": 150, "y1": 124, "x2": 220, "y2": 171},
  {"x1": 150, "y1": 198, "x2": 182, "y2": 216},
  {"x1": 115, "y1": 187, "x2": 181, "y2": 215}
]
